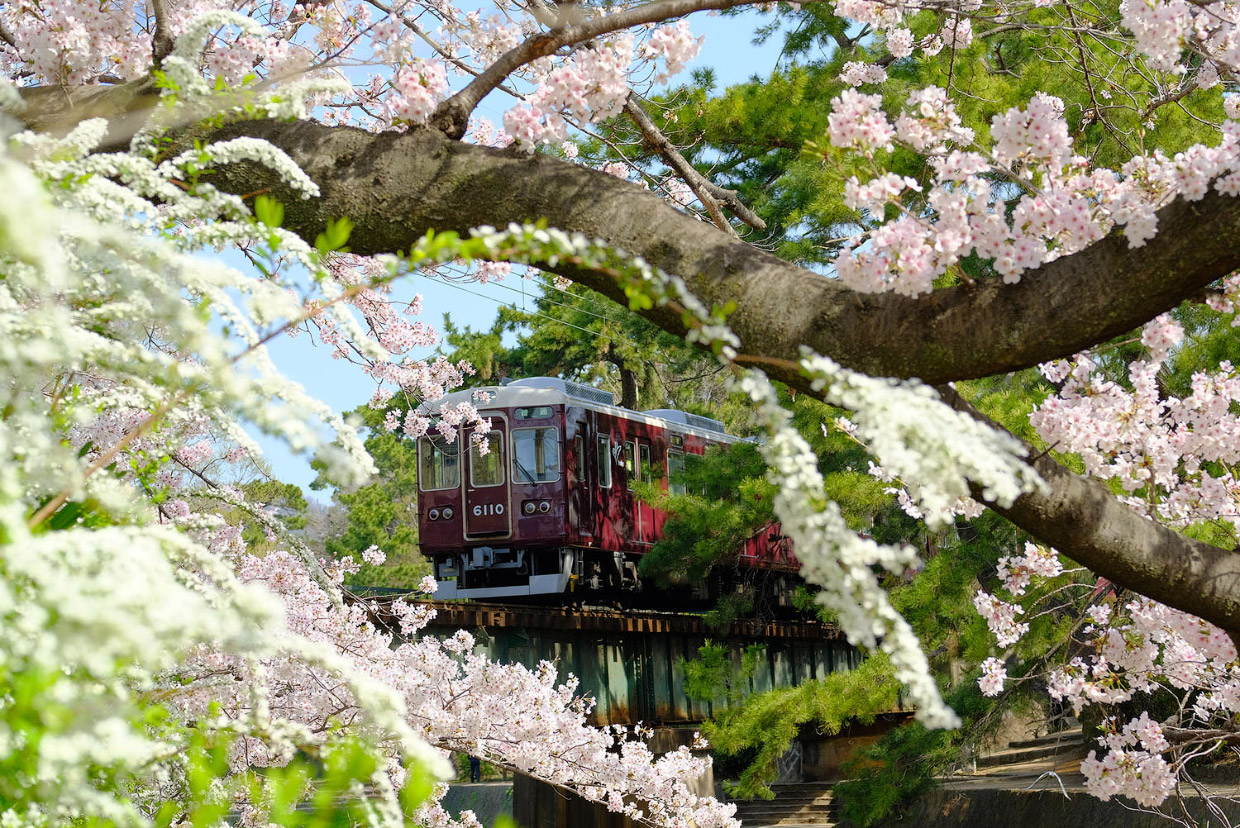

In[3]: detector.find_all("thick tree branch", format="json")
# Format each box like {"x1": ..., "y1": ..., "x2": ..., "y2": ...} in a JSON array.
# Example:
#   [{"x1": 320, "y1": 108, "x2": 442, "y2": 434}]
[{"x1": 195, "y1": 119, "x2": 1240, "y2": 390}]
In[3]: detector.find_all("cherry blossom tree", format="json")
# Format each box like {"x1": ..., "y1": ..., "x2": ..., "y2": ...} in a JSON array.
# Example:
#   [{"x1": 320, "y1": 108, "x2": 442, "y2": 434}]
[{"x1": 9, "y1": 0, "x2": 1240, "y2": 820}]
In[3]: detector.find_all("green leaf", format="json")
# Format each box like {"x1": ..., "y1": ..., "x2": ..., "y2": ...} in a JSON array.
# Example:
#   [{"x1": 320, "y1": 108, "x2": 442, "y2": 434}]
[
  {"x1": 315, "y1": 217, "x2": 355, "y2": 254},
  {"x1": 255, "y1": 195, "x2": 285, "y2": 229}
]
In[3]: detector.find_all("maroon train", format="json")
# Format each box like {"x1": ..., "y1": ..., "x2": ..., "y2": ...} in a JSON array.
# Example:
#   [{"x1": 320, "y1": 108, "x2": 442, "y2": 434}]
[{"x1": 416, "y1": 377, "x2": 797, "y2": 602}]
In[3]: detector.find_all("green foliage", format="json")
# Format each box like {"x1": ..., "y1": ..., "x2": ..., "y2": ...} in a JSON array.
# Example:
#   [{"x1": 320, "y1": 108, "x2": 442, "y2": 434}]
[
  {"x1": 239, "y1": 478, "x2": 308, "y2": 547},
  {"x1": 638, "y1": 442, "x2": 776, "y2": 584},
  {"x1": 831, "y1": 681, "x2": 997, "y2": 827},
  {"x1": 682, "y1": 641, "x2": 768, "y2": 709},
  {"x1": 832, "y1": 721, "x2": 955, "y2": 827},
  {"x1": 254, "y1": 194, "x2": 284, "y2": 229},
  {"x1": 314, "y1": 216, "x2": 354, "y2": 256},
  {"x1": 640, "y1": 392, "x2": 892, "y2": 592},
  {"x1": 703, "y1": 655, "x2": 901, "y2": 800}
]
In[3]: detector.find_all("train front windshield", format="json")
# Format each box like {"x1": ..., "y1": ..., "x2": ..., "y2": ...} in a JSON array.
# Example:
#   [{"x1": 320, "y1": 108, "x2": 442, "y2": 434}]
[
  {"x1": 418, "y1": 433, "x2": 460, "y2": 490},
  {"x1": 512, "y1": 427, "x2": 561, "y2": 483}
]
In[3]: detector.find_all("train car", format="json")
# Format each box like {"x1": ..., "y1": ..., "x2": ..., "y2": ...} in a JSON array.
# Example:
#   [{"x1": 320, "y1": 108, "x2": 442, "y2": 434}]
[{"x1": 416, "y1": 377, "x2": 797, "y2": 602}]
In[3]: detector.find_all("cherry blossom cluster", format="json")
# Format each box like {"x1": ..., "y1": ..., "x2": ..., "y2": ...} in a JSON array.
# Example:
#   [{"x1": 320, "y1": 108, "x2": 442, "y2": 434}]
[
  {"x1": 840, "y1": 60, "x2": 888, "y2": 86},
  {"x1": 182, "y1": 548, "x2": 740, "y2": 828},
  {"x1": 640, "y1": 20, "x2": 703, "y2": 83},
  {"x1": 972, "y1": 523, "x2": 1240, "y2": 809},
  {"x1": 824, "y1": 83, "x2": 1240, "y2": 296},
  {"x1": 505, "y1": 35, "x2": 635, "y2": 145},
  {"x1": 384, "y1": 60, "x2": 452, "y2": 124},
  {"x1": 0, "y1": 0, "x2": 717, "y2": 150},
  {"x1": 978, "y1": 657, "x2": 1007, "y2": 696},
  {"x1": 1031, "y1": 316, "x2": 1240, "y2": 533},
  {"x1": 997, "y1": 541, "x2": 1063, "y2": 596},
  {"x1": 1080, "y1": 735, "x2": 1177, "y2": 808},
  {"x1": 973, "y1": 590, "x2": 1029, "y2": 647}
]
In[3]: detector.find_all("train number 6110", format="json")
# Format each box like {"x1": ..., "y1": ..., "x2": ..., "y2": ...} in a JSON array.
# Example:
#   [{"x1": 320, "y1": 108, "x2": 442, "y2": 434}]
[{"x1": 472, "y1": 503, "x2": 505, "y2": 517}]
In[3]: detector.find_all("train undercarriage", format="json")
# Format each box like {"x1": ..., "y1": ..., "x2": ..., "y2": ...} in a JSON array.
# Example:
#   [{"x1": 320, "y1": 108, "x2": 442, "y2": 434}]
[{"x1": 431, "y1": 545, "x2": 800, "y2": 611}]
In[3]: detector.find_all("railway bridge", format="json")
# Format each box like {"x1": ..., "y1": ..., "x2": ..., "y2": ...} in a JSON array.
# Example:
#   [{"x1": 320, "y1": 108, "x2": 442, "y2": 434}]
[{"x1": 411, "y1": 600, "x2": 861, "y2": 727}]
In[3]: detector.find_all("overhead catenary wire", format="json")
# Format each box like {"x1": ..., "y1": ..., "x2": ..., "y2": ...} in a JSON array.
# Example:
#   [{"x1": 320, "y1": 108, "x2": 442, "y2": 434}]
[
  {"x1": 415, "y1": 271, "x2": 647, "y2": 351},
  {"x1": 415, "y1": 267, "x2": 703, "y2": 382},
  {"x1": 435, "y1": 264, "x2": 637, "y2": 329}
]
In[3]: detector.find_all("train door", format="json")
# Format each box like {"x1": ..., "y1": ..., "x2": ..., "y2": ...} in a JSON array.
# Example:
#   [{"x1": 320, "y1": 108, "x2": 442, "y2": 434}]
[
  {"x1": 567, "y1": 418, "x2": 592, "y2": 537},
  {"x1": 464, "y1": 415, "x2": 511, "y2": 539},
  {"x1": 622, "y1": 436, "x2": 657, "y2": 544},
  {"x1": 623, "y1": 437, "x2": 638, "y2": 540},
  {"x1": 637, "y1": 441, "x2": 657, "y2": 544},
  {"x1": 596, "y1": 420, "x2": 621, "y2": 549}
]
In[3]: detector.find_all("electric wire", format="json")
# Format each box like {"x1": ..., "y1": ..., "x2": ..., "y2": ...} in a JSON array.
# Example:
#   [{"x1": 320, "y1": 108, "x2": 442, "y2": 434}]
[
  {"x1": 415, "y1": 271, "x2": 648, "y2": 350},
  {"x1": 415, "y1": 267, "x2": 706, "y2": 387},
  {"x1": 433, "y1": 263, "x2": 636, "y2": 328}
]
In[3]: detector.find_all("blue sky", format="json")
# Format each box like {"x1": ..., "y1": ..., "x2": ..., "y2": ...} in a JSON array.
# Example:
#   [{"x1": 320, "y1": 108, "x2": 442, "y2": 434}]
[{"x1": 250, "y1": 11, "x2": 791, "y2": 496}]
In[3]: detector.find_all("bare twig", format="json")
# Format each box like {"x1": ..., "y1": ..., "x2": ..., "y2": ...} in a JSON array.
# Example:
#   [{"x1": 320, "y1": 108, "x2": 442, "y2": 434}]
[
  {"x1": 0, "y1": 20, "x2": 18, "y2": 52},
  {"x1": 27, "y1": 392, "x2": 184, "y2": 529},
  {"x1": 625, "y1": 95, "x2": 767, "y2": 234}
]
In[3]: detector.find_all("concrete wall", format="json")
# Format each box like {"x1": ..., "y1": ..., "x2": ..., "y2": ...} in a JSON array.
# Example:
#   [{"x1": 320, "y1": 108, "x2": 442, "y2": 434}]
[
  {"x1": 884, "y1": 786, "x2": 1240, "y2": 828},
  {"x1": 800, "y1": 715, "x2": 913, "y2": 780}
]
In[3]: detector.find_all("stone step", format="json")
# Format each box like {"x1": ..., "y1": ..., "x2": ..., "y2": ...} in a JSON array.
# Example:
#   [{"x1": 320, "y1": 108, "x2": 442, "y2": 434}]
[
  {"x1": 735, "y1": 815, "x2": 836, "y2": 827},
  {"x1": 728, "y1": 781, "x2": 838, "y2": 827},
  {"x1": 733, "y1": 797, "x2": 835, "y2": 809},
  {"x1": 733, "y1": 804, "x2": 836, "y2": 816},
  {"x1": 1008, "y1": 730, "x2": 1085, "y2": 750},
  {"x1": 976, "y1": 740, "x2": 1084, "y2": 768}
]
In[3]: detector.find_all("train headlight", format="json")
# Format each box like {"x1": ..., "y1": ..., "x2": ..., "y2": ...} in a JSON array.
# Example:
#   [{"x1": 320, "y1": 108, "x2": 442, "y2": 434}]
[
  {"x1": 428, "y1": 508, "x2": 440, "y2": 521},
  {"x1": 523, "y1": 501, "x2": 536, "y2": 515},
  {"x1": 538, "y1": 501, "x2": 551, "y2": 513},
  {"x1": 442, "y1": 507, "x2": 454, "y2": 520}
]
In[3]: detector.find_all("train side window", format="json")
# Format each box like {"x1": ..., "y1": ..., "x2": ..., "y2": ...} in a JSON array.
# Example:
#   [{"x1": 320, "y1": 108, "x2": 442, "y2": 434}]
[
  {"x1": 596, "y1": 435, "x2": 612, "y2": 488},
  {"x1": 667, "y1": 449, "x2": 686, "y2": 495},
  {"x1": 623, "y1": 441, "x2": 636, "y2": 491},
  {"x1": 639, "y1": 444, "x2": 652, "y2": 483},
  {"x1": 470, "y1": 431, "x2": 505, "y2": 487},
  {"x1": 512, "y1": 427, "x2": 561, "y2": 483},
  {"x1": 574, "y1": 433, "x2": 585, "y2": 482}
]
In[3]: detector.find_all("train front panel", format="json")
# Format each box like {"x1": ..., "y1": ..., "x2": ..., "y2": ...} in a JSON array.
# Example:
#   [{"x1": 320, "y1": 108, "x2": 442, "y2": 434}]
[{"x1": 418, "y1": 399, "x2": 575, "y2": 599}]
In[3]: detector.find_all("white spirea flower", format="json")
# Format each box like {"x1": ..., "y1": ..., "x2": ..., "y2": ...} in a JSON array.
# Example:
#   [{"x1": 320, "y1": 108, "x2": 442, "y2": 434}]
[{"x1": 801, "y1": 353, "x2": 1044, "y2": 526}]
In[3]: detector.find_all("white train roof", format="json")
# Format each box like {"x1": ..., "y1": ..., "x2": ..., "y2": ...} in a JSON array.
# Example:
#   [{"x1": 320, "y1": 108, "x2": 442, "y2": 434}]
[{"x1": 417, "y1": 377, "x2": 737, "y2": 441}]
